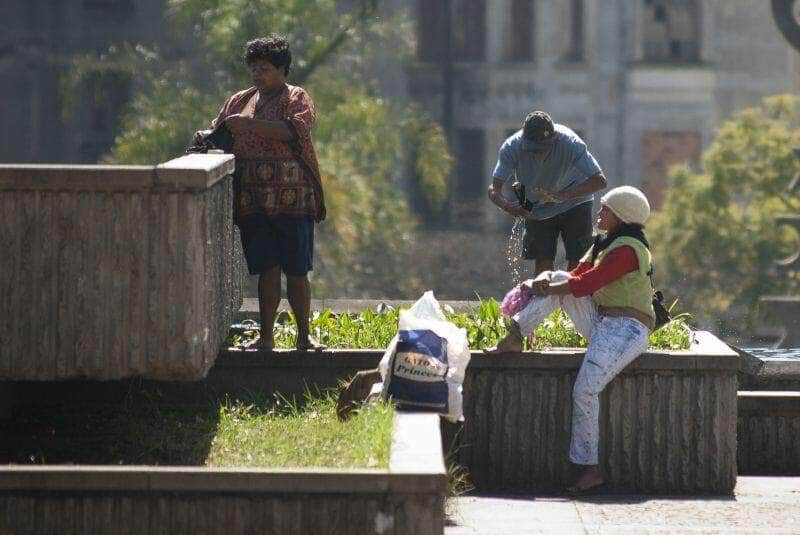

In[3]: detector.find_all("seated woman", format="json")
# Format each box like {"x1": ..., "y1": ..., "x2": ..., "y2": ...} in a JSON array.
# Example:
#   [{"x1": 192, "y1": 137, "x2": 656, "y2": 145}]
[{"x1": 487, "y1": 186, "x2": 655, "y2": 493}]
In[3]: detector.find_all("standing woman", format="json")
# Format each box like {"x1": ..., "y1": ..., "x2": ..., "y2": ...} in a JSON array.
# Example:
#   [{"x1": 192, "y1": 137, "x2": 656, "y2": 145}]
[
  {"x1": 199, "y1": 34, "x2": 326, "y2": 350},
  {"x1": 487, "y1": 186, "x2": 655, "y2": 492}
]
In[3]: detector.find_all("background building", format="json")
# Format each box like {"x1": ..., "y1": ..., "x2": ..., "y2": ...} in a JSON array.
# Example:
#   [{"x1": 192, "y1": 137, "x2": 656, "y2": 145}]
[
  {"x1": 402, "y1": 0, "x2": 800, "y2": 225},
  {"x1": 0, "y1": 0, "x2": 163, "y2": 163},
  {"x1": 2, "y1": 0, "x2": 798, "y2": 298}
]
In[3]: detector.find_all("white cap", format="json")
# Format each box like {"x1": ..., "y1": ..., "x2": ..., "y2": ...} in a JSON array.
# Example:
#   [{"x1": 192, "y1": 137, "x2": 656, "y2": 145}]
[{"x1": 601, "y1": 186, "x2": 651, "y2": 225}]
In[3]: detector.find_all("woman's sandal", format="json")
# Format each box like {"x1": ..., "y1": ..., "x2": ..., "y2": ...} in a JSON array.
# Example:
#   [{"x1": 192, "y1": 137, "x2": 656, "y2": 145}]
[
  {"x1": 296, "y1": 336, "x2": 327, "y2": 352},
  {"x1": 565, "y1": 469, "x2": 605, "y2": 495},
  {"x1": 240, "y1": 336, "x2": 274, "y2": 351},
  {"x1": 565, "y1": 479, "x2": 604, "y2": 495}
]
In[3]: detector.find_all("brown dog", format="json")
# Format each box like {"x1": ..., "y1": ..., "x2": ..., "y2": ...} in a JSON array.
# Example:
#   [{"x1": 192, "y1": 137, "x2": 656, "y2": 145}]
[{"x1": 336, "y1": 369, "x2": 382, "y2": 421}]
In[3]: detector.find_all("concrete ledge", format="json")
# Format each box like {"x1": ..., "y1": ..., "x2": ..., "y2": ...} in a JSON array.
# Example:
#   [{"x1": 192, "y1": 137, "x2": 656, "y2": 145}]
[
  {"x1": 0, "y1": 164, "x2": 156, "y2": 191},
  {"x1": 738, "y1": 354, "x2": 800, "y2": 390},
  {"x1": 156, "y1": 153, "x2": 235, "y2": 189},
  {"x1": 0, "y1": 467, "x2": 442, "y2": 494},
  {"x1": 390, "y1": 412, "x2": 447, "y2": 476},
  {"x1": 738, "y1": 391, "x2": 800, "y2": 475},
  {"x1": 755, "y1": 359, "x2": 800, "y2": 380},
  {"x1": 0, "y1": 412, "x2": 446, "y2": 535},
  {"x1": 0, "y1": 155, "x2": 235, "y2": 192}
]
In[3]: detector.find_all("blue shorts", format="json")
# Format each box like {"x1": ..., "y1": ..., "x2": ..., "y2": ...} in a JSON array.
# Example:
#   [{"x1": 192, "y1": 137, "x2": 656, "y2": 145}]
[{"x1": 237, "y1": 213, "x2": 314, "y2": 276}]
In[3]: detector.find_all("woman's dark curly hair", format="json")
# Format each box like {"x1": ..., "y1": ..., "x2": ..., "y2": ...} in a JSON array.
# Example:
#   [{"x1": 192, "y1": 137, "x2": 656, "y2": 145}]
[{"x1": 243, "y1": 34, "x2": 292, "y2": 75}]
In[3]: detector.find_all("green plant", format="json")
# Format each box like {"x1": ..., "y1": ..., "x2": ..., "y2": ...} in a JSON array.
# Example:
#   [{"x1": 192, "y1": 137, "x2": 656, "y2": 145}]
[
  {"x1": 532, "y1": 309, "x2": 587, "y2": 349},
  {"x1": 227, "y1": 302, "x2": 693, "y2": 351},
  {"x1": 448, "y1": 298, "x2": 508, "y2": 350},
  {"x1": 648, "y1": 301, "x2": 693, "y2": 350}
]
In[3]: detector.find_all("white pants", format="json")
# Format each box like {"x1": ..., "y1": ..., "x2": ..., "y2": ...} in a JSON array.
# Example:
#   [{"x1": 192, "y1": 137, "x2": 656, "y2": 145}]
[{"x1": 513, "y1": 271, "x2": 651, "y2": 465}]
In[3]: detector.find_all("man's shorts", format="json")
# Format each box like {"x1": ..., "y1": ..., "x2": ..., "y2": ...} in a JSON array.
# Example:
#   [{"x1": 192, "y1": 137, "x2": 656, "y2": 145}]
[
  {"x1": 238, "y1": 213, "x2": 314, "y2": 276},
  {"x1": 523, "y1": 201, "x2": 593, "y2": 261}
]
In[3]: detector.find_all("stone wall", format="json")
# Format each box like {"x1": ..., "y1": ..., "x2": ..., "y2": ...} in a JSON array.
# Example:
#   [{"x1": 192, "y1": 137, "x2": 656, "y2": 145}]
[
  {"x1": 738, "y1": 391, "x2": 800, "y2": 475},
  {"x1": 0, "y1": 154, "x2": 243, "y2": 381}
]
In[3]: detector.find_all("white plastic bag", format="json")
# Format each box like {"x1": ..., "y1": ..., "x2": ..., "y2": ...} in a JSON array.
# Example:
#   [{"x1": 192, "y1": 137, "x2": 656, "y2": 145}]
[{"x1": 379, "y1": 291, "x2": 471, "y2": 422}]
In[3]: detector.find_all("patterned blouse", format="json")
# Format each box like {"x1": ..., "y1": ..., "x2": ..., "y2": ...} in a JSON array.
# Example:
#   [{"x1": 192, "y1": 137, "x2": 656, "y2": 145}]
[{"x1": 212, "y1": 84, "x2": 326, "y2": 222}]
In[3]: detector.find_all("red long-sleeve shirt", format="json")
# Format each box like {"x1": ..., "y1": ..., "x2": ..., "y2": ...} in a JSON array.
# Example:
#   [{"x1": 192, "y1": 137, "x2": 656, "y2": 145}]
[{"x1": 567, "y1": 246, "x2": 639, "y2": 297}]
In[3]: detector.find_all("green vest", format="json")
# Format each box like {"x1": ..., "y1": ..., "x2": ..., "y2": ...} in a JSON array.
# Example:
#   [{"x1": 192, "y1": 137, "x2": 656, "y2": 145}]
[{"x1": 581, "y1": 236, "x2": 656, "y2": 323}]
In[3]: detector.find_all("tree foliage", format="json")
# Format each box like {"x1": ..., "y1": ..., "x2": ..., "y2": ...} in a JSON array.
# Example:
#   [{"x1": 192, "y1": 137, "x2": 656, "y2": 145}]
[
  {"x1": 649, "y1": 94, "x2": 800, "y2": 334},
  {"x1": 67, "y1": 0, "x2": 451, "y2": 297}
]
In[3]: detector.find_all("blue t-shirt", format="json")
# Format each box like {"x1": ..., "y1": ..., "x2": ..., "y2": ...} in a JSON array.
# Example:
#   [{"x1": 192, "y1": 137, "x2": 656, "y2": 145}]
[{"x1": 492, "y1": 124, "x2": 602, "y2": 220}]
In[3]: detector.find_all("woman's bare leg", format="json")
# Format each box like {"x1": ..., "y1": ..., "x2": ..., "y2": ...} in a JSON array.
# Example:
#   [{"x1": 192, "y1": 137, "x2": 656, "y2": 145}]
[
  {"x1": 257, "y1": 265, "x2": 282, "y2": 350},
  {"x1": 287, "y1": 273, "x2": 325, "y2": 351}
]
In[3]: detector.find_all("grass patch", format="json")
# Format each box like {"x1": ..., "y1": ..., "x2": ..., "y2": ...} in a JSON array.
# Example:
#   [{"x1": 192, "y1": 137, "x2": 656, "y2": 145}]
[
  {"x1": 208, "y1": 393, "x2": 393, "y2": 469},
  {"x1": 1, "y1": 387, "x2": 393, "y2": 470},
  {"x1": 227, "y1": 299, "x2": 693, "y2": 351}
]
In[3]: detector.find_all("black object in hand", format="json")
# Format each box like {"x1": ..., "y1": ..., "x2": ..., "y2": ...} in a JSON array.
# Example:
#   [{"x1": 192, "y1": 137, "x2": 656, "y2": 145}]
[
  {"x1": 186, "y1": 122, "x2": 235, "y2": 153},
  {"x1": 511, "y1": 181, "x2": 534, "y2": 211},
  {"x1": 652, "y1": 290, "x2": 671, "y2": 330}
]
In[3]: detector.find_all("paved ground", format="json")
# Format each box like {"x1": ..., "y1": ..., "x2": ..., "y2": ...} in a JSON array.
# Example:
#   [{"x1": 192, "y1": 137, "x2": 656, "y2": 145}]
[{"x1": 446, "y1": 477, "x2": 800, "y2": 534}]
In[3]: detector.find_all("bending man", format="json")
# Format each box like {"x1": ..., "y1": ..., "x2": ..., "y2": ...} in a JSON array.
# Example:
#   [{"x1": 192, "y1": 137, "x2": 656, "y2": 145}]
[{"x1": 488, "y1": 111, "x2": 607, "y2": 275}]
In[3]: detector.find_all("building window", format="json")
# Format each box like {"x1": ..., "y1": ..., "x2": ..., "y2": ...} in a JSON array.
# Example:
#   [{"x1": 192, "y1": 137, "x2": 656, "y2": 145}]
[
  {"x1": 566, "y1": 0, "x2": 584, "y2": 61},
  {"x1": 452, "y1": 0, "x2": 486, "y2": 61},
  {"x1": 416, "y1": 1, "x2": 486, "y2": 62},
  {"x1": 456, "y1": 129, "x2": 486, "y2": 200},
  {"x1": 82, "y1": 0, "x2": 134, "y2": 14},
  {"x1": 641, "y1": 0, "x2": 700, "y2": 63},
  {"x1": 507, "y1": 0, "x2": 533, "y2": 61},
  {"x1": 641, "y1": 130, "x2": 700, "y2": 209},
  {"x1": 417, "y1": 0, "x2": 448, "y2": 61}
]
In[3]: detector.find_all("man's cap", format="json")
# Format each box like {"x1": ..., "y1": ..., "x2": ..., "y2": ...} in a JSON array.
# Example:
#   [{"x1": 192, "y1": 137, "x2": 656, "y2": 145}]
[{"x1": 522, "y1": 111, "x2": 555, "y2": 150}]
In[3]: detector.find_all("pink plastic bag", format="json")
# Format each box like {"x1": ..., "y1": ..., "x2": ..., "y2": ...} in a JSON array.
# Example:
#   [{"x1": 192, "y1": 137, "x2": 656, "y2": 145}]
[{"x1": 499, "y1": 280, "x2": 534, "y2": 317}]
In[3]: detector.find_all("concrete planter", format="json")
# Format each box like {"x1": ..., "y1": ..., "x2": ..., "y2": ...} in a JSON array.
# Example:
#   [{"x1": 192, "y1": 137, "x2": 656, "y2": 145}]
[
  {"x1": 738, "y1": 391, "x2": 800, "y2": 475},
  {"x1": 0, "y1": 155, "x2": 243, "y2": 381},
  {"x1": 452, "y1": 331, "x2": 738, "y2": 495},
  {"x1": 0, "y1": 413, "x2": 446, "y2": 535},
  {"x1": 208, "y1": 330, "x2": 738, "y2": 494},
  {"x1": 5, "y1": 331, "x2": 740, "y2": 496}
]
